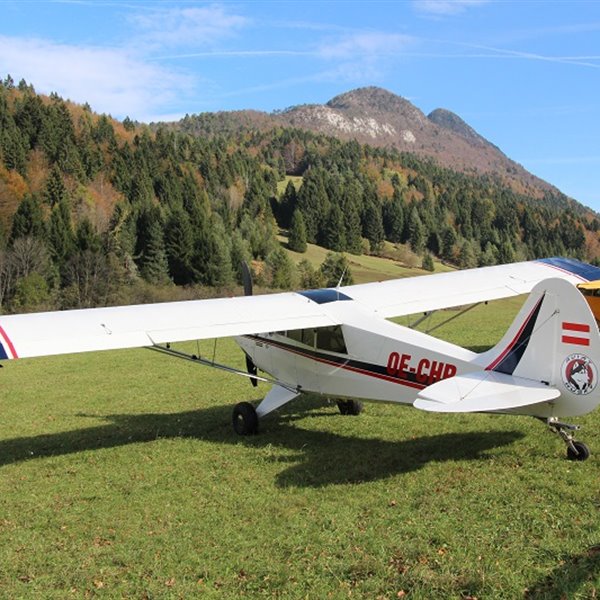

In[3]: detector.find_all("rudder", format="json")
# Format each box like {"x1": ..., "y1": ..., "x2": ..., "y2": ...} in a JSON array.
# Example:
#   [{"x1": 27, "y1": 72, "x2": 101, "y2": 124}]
[{"x1": 475, "y1": 277, "x2": 600, "y2": 417}]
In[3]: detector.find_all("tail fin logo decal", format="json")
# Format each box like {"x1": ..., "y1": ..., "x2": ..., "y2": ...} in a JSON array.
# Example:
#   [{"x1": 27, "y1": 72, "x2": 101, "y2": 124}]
[{"x1": 562, "y1": 354, "x2": 597, "y2": 395}]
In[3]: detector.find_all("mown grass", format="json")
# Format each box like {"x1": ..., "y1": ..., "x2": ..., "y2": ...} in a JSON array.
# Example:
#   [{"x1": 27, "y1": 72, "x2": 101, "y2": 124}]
[
  {"x1": 279, "y1": 236, "x2": 453, "y2": 284},
  {"x1": 1, "y1": 297, "x2": 599, "y2": 598}
]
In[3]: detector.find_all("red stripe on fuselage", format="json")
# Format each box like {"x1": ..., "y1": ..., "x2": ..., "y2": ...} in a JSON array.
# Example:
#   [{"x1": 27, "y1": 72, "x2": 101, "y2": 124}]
[{"x1": 247, "y1": 336, "x2": 426, "y2": 391}]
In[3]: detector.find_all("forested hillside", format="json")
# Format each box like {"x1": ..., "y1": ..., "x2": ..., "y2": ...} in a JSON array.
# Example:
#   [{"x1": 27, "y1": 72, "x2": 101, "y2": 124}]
[{"x1": 0, "y1": 76, "x2": 598, "y2": 313}]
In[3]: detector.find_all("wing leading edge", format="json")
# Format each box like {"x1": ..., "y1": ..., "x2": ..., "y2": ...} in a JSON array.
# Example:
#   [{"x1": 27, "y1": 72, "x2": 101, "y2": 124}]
[
  {"x1": 1, "y1": 257, "x2": 599, "y2": 361},
  {"x1": 0, "y1": 293, "x2": 341, "y2": 360},
  {"x1": 341, "y1": 257, "x2": 600, "y2": 318}
]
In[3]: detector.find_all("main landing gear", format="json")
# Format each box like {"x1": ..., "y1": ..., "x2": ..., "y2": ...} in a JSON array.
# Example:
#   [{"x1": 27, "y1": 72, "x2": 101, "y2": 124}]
[
  {"x1": 336, "y1": 399, "x2": 363, "y2": 416},
  {"x1": 547, "y1": 417, "x2": 591, "y2": 461},
  {"x1": 233, "y1": 402, "x2": 259, "y2": 435},
  {"x1": 232, "y1": 396, "x2": 365, "y2": 435}
]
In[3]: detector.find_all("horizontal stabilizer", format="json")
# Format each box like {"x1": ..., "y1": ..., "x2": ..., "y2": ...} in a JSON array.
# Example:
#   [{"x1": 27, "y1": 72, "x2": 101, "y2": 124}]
[{"x1": 414, "y1": 371, "x2": 560, "y2": 413}]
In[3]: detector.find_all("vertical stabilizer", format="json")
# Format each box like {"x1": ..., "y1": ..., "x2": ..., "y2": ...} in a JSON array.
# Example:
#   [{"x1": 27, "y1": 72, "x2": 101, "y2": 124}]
[{"x1": 475, "y1": 278, "x2": 600, "y2": 416}]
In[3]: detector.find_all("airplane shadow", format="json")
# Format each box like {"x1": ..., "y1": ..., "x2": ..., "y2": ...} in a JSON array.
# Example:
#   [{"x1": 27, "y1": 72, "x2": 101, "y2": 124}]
[
  {"x1": 525, "y1": 545, "x2": 600, "y2": 599},
  {"x1": 0, "y1": 402, "x2": 524, "y2": 488}
]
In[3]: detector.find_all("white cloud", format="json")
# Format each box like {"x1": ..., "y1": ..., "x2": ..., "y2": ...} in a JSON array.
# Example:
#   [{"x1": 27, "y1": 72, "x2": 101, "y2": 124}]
[
  {"x1": 413, "y1": 0, "x2": 490, "y2": 16},
  {"x1": 318, "y1": 32, "x2": 414, "y2": 60},
  {"x1": 0, "y1": 35, "x2": 195, "y2": 121},
  {"x1": 131, "y1": 5, "x2": 249, "y2": 49}
]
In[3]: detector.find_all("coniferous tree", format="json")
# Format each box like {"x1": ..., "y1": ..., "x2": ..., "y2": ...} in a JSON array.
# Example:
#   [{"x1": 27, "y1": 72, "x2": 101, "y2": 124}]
[
  {"x1": 422, "y1": 252, "x2": 435, "y2": 272},
  {"x1": 382, "y1": 192, "x2": 405, "y2": 243},
  {"x1": 136, "y1": 206, "x2": 170, "y2": 284},
  {"x1": 322, "y1": 204, "x2": 346, "y2": 251},
  {"x1": 320, "y1": 253, "x2": 354, "y2": 287},
  {"x1": 407, "y1": 206, "x2": 425, "y2": 254},
  {"x1": 278, "y1": 180, "x2": 298, "y2": 228},
  {"x1": 267, "y1": 247, "x2": 294, "y2": 289},
  {"x1": 343, "y1": 201, "x2": 363, "y2": 255},
  {"x1": 195, "y1": 214, "x2": 234, "y2": 287},
  {"x1": 288, "y1": 209, "x2": 307, "y2": 253},
  {"x1": 10, "y1": 195, "x2": 45, "y2": 242},
  {"x1": 44, "y1": 166, "x2": 68, "y2": 207},
  {"x1": 164, "y1": 208, "x2": 196, "y2": 284},
  {"x1": 48, "y1": 200, "x2": 75, "y2": 267},
  {"x1": 363, "y1": 202, "x2": 385, "y2": 254},
  {"x1": 297, "y1": 258, "x2": 325, "y2": 289}
]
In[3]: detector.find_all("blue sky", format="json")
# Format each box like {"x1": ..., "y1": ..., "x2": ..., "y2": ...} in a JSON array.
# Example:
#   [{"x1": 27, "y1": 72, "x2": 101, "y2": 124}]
[{"x1": 1, "y1": 0, "x2": 599, "y2": 211}]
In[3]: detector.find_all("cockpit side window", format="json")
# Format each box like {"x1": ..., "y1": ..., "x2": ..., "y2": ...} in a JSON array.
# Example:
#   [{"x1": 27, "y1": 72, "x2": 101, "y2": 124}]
[{"x1": 284, "y1": 325, "x2": 347, "y2": 354}]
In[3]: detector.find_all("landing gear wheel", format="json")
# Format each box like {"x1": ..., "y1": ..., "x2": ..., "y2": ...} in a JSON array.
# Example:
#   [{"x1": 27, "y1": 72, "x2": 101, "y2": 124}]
[
  {"x1": 336, "y1": 399, "x2": 363, "y2": 416},
  {"x1": 567, "y1": 441, "x2": 590, "y2": 461},
  {"x1": 232, "y1": 402, "x2": 258, "y2": 435}
]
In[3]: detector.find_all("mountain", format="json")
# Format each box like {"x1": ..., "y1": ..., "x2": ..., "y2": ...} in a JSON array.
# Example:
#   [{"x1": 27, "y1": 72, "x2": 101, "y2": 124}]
[{"x1": 176, "y1": 86, "x2": 554, "y2": 199}]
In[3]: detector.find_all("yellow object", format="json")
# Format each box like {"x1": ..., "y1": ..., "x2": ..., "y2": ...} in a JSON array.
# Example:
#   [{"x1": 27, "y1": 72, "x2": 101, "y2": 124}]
[{"x1": 578, "y1": 281, "x2": 600, "y2": 324}]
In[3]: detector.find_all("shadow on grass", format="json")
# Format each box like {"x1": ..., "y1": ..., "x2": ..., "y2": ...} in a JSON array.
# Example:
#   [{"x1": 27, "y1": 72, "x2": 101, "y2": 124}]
[
  {"x1": 0, "y1": 401, "x2": 524, "y2": 487},
  {"x1": 525, "y1": 545, "x2": 600, "y2": 599}
]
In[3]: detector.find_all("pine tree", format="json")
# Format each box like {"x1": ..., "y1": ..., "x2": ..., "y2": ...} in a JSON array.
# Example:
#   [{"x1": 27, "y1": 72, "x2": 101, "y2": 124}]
[
  {"x1": 363, "y1": 202, "x2": 385, "y2": 254},
  {"x1": 382, "y1": 193, "x2": 404, "y2": 243},
  {"x1": 343, "y1": 202, "x2": 363, "y2": 255},
  {"x1": 288, "y1": 209, "x2": 307, "y2": 253},
  {"x1": 320, "y1": 253, "x2": 354, "y2": 287},
  {"x1": 407, "y1": 206, "x2": 425, "y2": 254},
  {"x1": 48, "y1": 200, "x2": 75, "y2": 266},
  {"x1": 321, "y1": 204, "x2": 345, "y2": 251},
  {"x1": 44, "y1": 166, "x2": 68, "y2": 207},
  {"x1": 10, "y1": 195, "x2": 45, "y2": 242},
  {"x1": 164, "y1": 208, "x2": 196, "y2": 284},
  {"x1": 267, "y1": 247, "x2": 294, "y2": 289},
  {"x1": 297, "y1": 258, "x2": 325, "y2": 289},
  {"x1": 279, "y1": 180, "x2": 298, "y2": 228},
  {"x1": 136, "y1": 207, "x2": 170, "y2": 284},
  {"x1": 422, "y1": 253, "x2": 435, "y2": 272}
]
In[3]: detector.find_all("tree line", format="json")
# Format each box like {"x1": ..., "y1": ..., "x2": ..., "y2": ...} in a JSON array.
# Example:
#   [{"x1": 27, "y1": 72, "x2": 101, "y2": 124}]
[{"x1": 0, "y1": 75, "x2": 597, "y2": 313}]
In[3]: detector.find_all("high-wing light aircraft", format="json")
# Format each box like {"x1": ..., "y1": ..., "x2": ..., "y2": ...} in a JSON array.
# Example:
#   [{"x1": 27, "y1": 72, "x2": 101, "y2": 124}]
[{"x1": 2, "y1": 257, "x2": 600, "y2": 461}]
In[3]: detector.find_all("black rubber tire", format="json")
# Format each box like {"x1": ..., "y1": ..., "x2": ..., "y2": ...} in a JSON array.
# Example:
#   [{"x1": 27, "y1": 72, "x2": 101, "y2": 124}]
[
  {"x1": 336, "y1": 399, "x2": 363, "y2": 416},
  {"x1": 567, "y1": 441, "x2": 590, "y2": 461},
  {"x1": 232, "y1": 402, "x2": 258, "y2": 435}
]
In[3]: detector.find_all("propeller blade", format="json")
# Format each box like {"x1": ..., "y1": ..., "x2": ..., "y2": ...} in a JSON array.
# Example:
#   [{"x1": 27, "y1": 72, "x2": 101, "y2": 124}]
[{"x1": 245, "y1": 353, "x2": 258, "y2": 387}]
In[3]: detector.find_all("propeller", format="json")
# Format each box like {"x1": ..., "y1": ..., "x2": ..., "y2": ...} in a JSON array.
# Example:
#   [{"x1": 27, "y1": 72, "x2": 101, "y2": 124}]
[{"x1": 241, "y1": 261, "x2": 258, "y2": 387}]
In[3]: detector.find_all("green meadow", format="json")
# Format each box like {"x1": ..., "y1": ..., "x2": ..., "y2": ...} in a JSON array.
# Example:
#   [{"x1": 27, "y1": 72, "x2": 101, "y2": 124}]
[{"x1": 0, "y1": 263, "x2": 599, "y2": 598}]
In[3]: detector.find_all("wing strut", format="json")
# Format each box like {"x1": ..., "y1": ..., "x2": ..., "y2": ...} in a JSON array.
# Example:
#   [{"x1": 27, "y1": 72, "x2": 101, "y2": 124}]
[
  {"x1": 424, "y1": 302, "x2": 482, "y2": 334},
  {"x1": 147, "y1": 343, "x2": 298, "y2": 393}
]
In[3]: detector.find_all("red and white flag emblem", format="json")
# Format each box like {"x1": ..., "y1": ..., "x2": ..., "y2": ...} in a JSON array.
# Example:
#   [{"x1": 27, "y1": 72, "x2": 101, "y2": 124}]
[{"x1": 562, "y1": 322, "x2": 590, "y2": 347}]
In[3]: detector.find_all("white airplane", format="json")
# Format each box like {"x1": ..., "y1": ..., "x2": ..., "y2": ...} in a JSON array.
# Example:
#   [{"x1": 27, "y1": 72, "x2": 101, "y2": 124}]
[{"x1": 1, "y1": 257, "x2": 600, "y2": 461}]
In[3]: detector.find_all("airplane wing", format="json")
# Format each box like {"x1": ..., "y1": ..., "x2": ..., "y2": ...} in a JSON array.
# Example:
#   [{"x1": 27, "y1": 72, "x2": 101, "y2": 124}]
[
  {"x1": 413, "y1": 371, "x2": 560, "y2": 413},
  {"x1": 341, "y1": 257, "x2": 600, "y2": 318},
  {"x1": 0, "y1": 293, "x2": 341, "y2": 360},
  {"x1": 1, "y1": 256, "x2": 599, "y2": 361}
]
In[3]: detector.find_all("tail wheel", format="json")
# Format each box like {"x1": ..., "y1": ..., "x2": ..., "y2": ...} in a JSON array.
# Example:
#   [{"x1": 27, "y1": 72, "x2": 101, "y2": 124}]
[
  {"x1": 336, "y1": 399, "x2": 363, "y2": 416},
  {"x1": 233, "y1": 402, "x2": 258, "y2": 435},
  {"x1": 567, "y1": 441, "x2": 590, "y2": 461}
]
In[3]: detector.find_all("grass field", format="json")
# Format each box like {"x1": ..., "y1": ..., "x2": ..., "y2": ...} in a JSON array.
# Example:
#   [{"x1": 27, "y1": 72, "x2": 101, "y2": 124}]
[{"x1": 1, "y1": 296, "x2": 600, "y2": 597}]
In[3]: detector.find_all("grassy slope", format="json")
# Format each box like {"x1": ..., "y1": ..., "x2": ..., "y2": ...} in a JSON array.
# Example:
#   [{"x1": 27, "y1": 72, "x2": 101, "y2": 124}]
[{"x1": 0, "y1": 264, "x2": 599, "y2": 597}]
